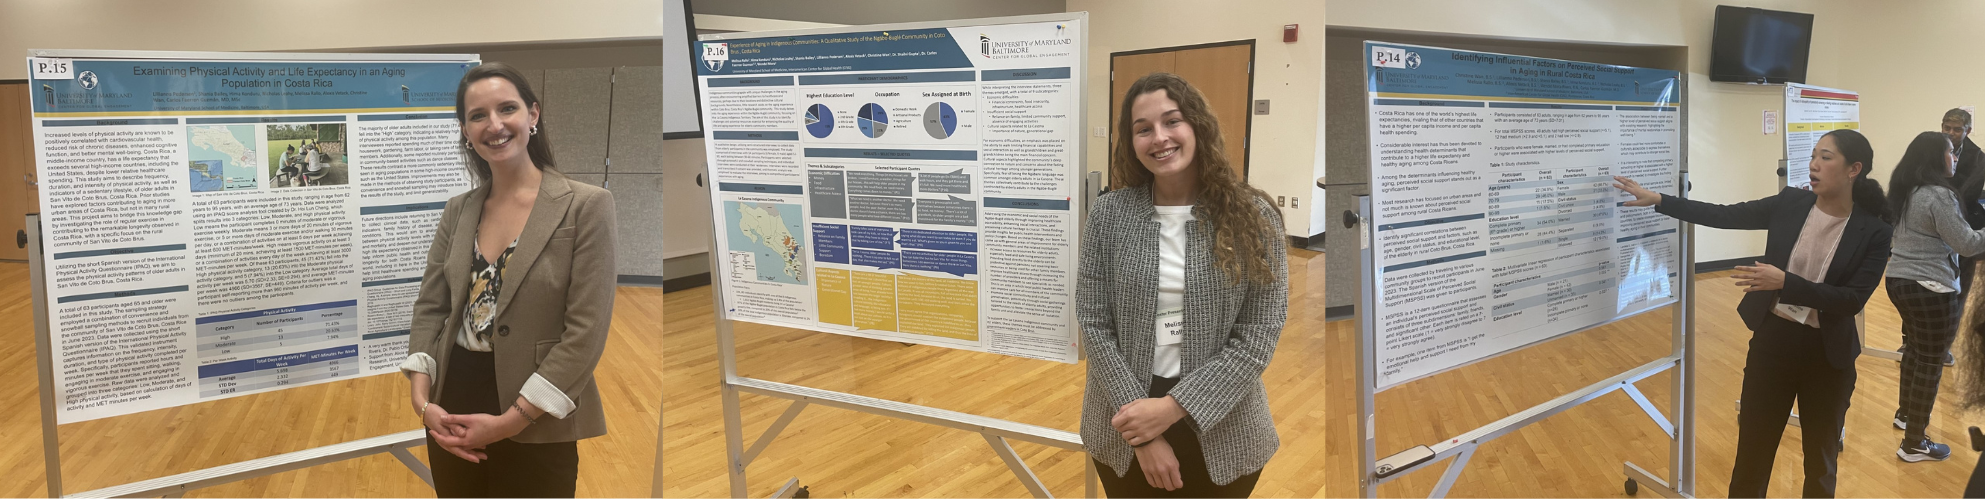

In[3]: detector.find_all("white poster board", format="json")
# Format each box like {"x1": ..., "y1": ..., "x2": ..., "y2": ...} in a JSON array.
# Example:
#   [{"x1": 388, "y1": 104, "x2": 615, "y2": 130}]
[
  {"x1": 662, "y1": 0, "x2": 701, "y2": 136},
  {"x1": 1364, "y1": 42, "x2": 1684, "y2": 390},
  {"x1": 694, "y1": 17, "x2": 1087, "y2": 363},
  {"x1": 28, "y1": 51, "x2": 478, "y2": 423},
  {"x1": 1783, "y1": 83, "x2": 1860, "y2": 189}
]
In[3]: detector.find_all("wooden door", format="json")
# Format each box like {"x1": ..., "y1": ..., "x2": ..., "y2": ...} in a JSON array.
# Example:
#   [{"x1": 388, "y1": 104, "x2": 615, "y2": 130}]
[
  {"x1": 1109, "y1": 41, "x2": 1254, "y2": 187},
  {"x1": 0, "y1": 82, "x2": 36, "y2": 261}
]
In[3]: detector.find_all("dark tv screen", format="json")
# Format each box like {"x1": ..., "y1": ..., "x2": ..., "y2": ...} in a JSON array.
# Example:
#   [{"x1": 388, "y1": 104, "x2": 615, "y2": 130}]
[{"x1": 1709, "y1": 5, "x2": 1813, "y2": 83}]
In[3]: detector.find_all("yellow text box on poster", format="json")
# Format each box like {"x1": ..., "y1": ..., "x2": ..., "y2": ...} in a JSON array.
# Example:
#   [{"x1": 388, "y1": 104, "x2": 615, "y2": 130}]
[
  {"x1": 898, "y1": 273, "x2": 979, "y2": 341},
  {"x1": 851, "y1": 271, "x2": 897, "y2": 331},
  {"x1": 816, "y1": 268, "x2": 852, "y2": 326}
]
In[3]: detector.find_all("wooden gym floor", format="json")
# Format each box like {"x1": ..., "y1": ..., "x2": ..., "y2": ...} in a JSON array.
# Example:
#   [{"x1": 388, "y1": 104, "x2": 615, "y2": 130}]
[
  {"x1": 0, "y1": 262, "x2": 666, "y2": 497},
  {"x1": 655, "y1": 249, "x2": 1328, "y2": 498},
  {"x1": 6, "y1": 242, "x2": 1982, "y2": 497},
  {"x1": 1322, "y1": 270, "x2": 1985, "y2": 497}
]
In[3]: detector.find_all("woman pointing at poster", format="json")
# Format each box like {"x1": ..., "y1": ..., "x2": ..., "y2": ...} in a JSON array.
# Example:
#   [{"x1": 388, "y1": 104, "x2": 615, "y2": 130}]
[
  {"x1": 399, "y1": 62, "x2": 618, "y2": 498},
  {"x1": 1078, "y1": 72, "x2": 1287, "y2": 497},
  {"x1": 1613, "y1": 129, "x2": 1892, "y2": 498}
]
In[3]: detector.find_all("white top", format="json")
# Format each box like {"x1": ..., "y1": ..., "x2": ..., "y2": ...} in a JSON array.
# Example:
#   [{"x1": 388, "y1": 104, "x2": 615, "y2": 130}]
[
  {"x1": 304, "y1": 149, "x2": 324, "y2": 172},
  {"x1": 1152, "y1": 205, "x2": 1193, "y2": 378},
  {"x1": 1772, "y1": 204, "x2": 1848, "y2": 328}
]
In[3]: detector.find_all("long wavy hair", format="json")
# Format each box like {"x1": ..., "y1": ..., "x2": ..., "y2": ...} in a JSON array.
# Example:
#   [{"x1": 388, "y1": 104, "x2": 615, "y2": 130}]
[
  {"x1": 1886, "y1": 131, "x2": 1955, "y2": 224},
  {"x1": 1111, "y1": 72, "x2": 1283, "y2": 285},
  {"x1": 454, "y1": 62, "x2": 556, "y2": 187}
]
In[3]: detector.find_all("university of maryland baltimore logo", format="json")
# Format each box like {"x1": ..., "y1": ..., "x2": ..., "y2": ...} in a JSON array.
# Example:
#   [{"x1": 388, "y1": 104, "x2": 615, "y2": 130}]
[
  {"x1": 702, "y1": 42, "x2": 729, "y2": 72},
  {"x1": 980, "y1": 34, "x2": 991, "y2": 58}
]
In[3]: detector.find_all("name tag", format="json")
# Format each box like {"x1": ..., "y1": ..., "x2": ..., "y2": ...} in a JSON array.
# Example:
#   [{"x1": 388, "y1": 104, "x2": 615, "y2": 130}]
[
  {"x1": 1156, "y1": 308, "x2": 1184, "y2": 346},
  {"x1": 1918, "y1": 280, "x2": 1957, "y2": 294},
  {"x1": 1773, "y1": 303, "x2": 1814, "y2": 326}
]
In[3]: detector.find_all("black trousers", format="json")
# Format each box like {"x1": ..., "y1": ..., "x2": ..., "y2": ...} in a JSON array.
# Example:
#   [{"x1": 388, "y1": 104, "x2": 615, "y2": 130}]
[
  {"x1": 1728, "y1": 316, "x2": 1857, "y2": 498},
  {"x1": 1094, "y1": 376, "x2": 1261, "y2": 498},
  {"x1": 428, "y1": 345, "x2": 579, "y2": 498},
  {"x1": 1969, "y1": 451, "x2": 1985, "y2": 498}
]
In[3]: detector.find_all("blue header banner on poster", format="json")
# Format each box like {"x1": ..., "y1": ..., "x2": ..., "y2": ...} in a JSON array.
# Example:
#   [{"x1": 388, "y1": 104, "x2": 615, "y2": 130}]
[
  {"x1": 696, "y1": 28, "x2": 973, "y2": 76},
  {"x1": 1364, "y1": 42, "x2": 1678, "y2": 106},
  {"x1": 28, "y1": 59, "x2": 478, "y2": 115}
]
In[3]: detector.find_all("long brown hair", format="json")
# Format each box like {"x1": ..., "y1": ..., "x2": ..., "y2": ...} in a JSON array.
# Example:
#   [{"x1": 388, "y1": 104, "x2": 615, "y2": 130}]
[
  {"x1": 1111, "y1": 72, "x2": 1283, "y2": 285},
  {"x1": 454, "y1": 62, "x2": 556, "y2": 187}
]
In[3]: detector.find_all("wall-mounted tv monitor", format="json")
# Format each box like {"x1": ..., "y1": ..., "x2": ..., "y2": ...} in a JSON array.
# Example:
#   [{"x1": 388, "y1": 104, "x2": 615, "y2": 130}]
[{"x1": 1709, "y1": 5, "x2": 1813, "y2": 84}]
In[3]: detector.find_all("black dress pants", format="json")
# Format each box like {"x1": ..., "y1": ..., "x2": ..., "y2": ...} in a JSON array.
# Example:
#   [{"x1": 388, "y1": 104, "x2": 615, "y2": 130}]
[
  {"x1": 427, "y1": 344, "x2": 579, "y2": 498},
  {"x1": 1727, "y1": 316, "x2": 1856, "y2": 498},
  {"x1": 1094, "y1": 375, "x2": 1262, "y2": 498}
]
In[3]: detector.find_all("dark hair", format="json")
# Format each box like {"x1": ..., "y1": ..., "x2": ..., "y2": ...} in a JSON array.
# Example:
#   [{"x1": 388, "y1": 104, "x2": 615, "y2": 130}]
[
  {"x1": 1947, "y1": 108, "x2": 1973, "y2": 128},
  {"x1": 454, "y1": 62, "x2": 555, "y2": 187},
  {"x1": 1819, "y1": 129, "x2": 1892, "y2": 225},
  {"x1": 1110, "y1": 72, "x2": 1283, "y2": 285},
  {"x1": 1886, "y1": 131, "x2": 1956, "y2": 223}
]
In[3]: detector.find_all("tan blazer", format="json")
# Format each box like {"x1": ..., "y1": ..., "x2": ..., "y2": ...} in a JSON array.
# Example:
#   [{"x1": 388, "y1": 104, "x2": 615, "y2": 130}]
[{"x1": 408, "y1": 169, "x2": 617, "y2": 443}]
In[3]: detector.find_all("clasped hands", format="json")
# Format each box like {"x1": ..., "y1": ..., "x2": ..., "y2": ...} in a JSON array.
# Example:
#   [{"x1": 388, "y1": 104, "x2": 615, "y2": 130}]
[
  {"x1": 420, "y1": 402, "x2": 533, "y2": 463},
  {"x1": 1113, "y1": 395, "x2": 1189, "y2": 491}
]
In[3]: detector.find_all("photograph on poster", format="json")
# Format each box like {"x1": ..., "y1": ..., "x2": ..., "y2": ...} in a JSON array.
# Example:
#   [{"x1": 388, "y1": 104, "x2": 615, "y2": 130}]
[{"x1": 266, "y1": 123, "x2": 348, "y2": 188}]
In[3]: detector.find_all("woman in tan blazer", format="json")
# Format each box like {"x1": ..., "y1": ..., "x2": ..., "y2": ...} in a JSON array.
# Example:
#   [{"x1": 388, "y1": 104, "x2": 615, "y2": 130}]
[{"x1": 400, "y1": 62, "x2": 617, "y2": 498}]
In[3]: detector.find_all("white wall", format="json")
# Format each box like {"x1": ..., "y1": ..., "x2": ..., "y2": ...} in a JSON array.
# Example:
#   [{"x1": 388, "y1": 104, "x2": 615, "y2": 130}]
[
  {"x1": 1327, "y1": 0, "x2": 1860, "y2": 263},
  {"x1": 1830, "y1": 1, "x2": 1985, "y2": 187},
  {"x1": 0, "y1": 0, "x2": 668, "y2": 80},
  {"x1": 1069, "y1": 0, "x2": 1328, "y2": 238}
]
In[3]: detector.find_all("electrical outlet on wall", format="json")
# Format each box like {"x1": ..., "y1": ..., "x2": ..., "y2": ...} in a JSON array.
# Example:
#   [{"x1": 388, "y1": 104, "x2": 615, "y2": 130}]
[
  {"x1": 1292, "y1": 197, "x2": 1299, "y2": 208},
  {"x1": 1277, "y1": 196, "x2": 1286, "y2": 207}
]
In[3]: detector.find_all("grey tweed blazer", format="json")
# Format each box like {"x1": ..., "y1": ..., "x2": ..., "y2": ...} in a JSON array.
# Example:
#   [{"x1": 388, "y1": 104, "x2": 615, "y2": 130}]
[{"x1": 1078, "y1": 185, "x2": 1288, "y2": 486}]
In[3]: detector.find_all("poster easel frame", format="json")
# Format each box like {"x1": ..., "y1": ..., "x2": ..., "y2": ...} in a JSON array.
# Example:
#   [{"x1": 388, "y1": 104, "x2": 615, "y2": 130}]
[
  {"x1": 683, "y1": 12, "x2": 1100, "y2": 499},
  {"x1": 30, "y1": 215, "x2": 434, "y2": 498},
  {"x1": 1350, "y1": 69, "x2": 1698, "y2": 498},
  {"x1": 23, "y1": 48, "x2": 484, "y2": 497}
]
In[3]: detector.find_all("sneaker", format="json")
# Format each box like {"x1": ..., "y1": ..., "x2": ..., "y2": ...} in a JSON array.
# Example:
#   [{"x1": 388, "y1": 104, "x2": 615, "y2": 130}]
[
  {"x1": 1900, "y1": 438, "x2": 1953, "y2": 462},
  {"x1": 1895, "y1": 410, "x2": 1908, "y2": 431}
]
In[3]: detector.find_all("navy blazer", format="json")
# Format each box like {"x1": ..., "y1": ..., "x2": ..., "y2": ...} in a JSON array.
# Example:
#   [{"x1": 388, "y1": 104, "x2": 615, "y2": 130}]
[{"x1": 1656, "y1": 188, "x2": 1893, "y2": 369}]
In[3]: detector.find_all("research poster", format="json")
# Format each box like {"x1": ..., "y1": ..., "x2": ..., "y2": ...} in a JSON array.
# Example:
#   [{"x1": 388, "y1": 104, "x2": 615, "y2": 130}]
[
  {"x1": 1783, "y1": 83, "x2": 1859, "y2": 189},
  {"x1": 1364, "y1": 42, "x2": 1683, "y2": 390},
  {"x1": 696, "y1": 16, "x2": 1086, "y2": 363},
  {"x1": 28, "y1": 52, "x2": 478, "y2": 423}
]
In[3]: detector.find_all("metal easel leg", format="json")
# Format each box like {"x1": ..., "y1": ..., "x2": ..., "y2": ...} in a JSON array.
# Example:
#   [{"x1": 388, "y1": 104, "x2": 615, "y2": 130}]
[
  {"x1": 1427, "y1": 444, "x2": 1476, "y2": 498},
  {"x1": 1623, "y1": 384, "x2": 1676, "y2": 438},
  {"x1": 1084, "y1": 457, "x2": 1098, "y2": 498},
  {"x1": 28, "y1": 215, "x2": 62, "y2": 499},
  {"x1": 387, "y1": 446, "x2": 434, "y2": 488},
  {"x1": 742, "y1": 401, "x2": 809, "y2": 464},
  {"x1": 983, "y1": 434, "x2": 1052, "y2": 499}
]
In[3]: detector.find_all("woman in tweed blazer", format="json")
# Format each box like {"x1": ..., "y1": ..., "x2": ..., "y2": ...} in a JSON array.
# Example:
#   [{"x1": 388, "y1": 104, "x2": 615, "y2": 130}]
[{"x1": 1080, "y1": 72, "x2": 1288, "y2": 497}]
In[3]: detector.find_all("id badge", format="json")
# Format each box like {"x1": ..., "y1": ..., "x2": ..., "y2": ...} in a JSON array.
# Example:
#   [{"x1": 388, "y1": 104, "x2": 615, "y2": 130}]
[
  {"x1": 1919, "y1": 280, "x2": 1958, "y2": 294},
  {"x1": 1156, "y1": 308, "x2": 1184, "y2": 346}
]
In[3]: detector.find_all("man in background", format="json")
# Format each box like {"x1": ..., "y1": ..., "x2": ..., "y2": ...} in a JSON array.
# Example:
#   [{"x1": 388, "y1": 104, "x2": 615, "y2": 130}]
[{"x1": 1945, "y1": 109, "x2": 1985, "y2": 302}]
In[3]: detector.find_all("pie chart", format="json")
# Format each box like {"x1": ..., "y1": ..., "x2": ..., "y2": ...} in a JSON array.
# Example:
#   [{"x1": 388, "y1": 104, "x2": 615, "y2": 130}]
[
  {"x1": 923, "y1": 102, "x2": 958, "y2": 139},
  {"x1": 805, "y1": 104, "x2": 834, "y2": 138},
  {"x1": 857, "y1": 103, "x2": 889, "y2": 138}
]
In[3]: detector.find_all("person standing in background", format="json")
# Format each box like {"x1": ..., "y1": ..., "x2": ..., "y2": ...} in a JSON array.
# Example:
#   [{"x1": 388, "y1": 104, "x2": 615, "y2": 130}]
[
  {"x1": 1941, "y1": 110, "x2": 1985, "y2": 303},
  {"x1": 1884, "y1": 131, "x2": 1985, "y2": 462}
]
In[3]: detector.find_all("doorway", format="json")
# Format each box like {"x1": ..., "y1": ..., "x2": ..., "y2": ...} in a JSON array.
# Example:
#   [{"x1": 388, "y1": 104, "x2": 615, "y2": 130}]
[{"x1": 1109, "y1": 40, "x2": 1255, "y2": 188}]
